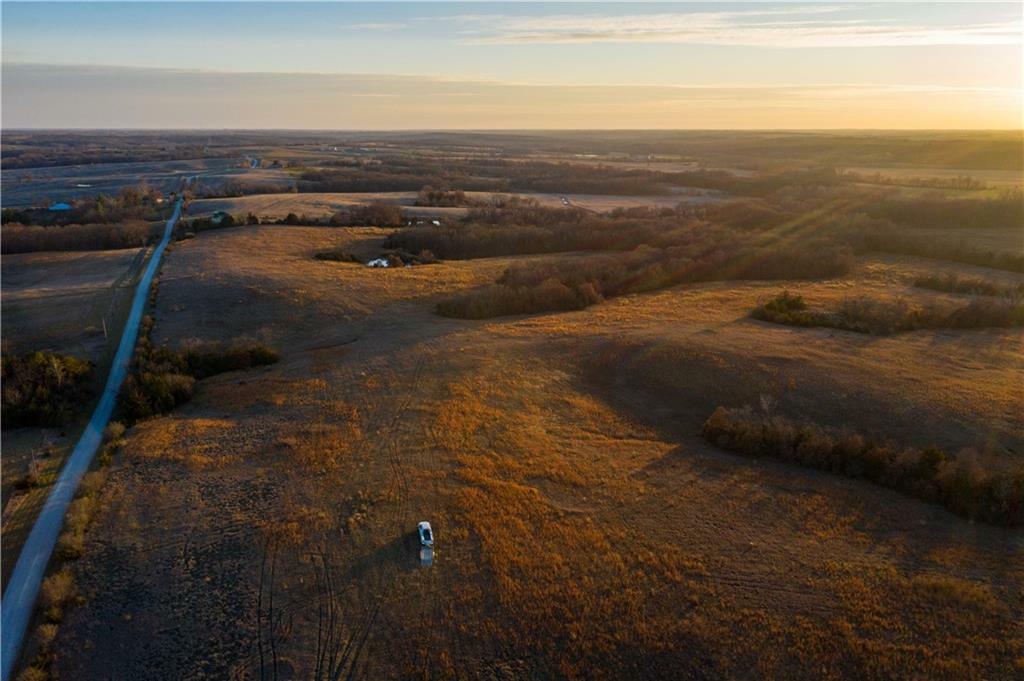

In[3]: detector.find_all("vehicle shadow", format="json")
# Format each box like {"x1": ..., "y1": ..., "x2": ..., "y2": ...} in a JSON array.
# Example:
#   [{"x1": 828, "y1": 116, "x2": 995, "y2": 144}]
[{"x1": 340, "y1": 529, "x2": 431, "y2": 582}]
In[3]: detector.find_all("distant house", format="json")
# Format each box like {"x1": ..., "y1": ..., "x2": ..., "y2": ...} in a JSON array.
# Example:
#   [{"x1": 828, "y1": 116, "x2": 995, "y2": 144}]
[{"x1": 48, "y1": 202, "x2": 72, "y2": 211}]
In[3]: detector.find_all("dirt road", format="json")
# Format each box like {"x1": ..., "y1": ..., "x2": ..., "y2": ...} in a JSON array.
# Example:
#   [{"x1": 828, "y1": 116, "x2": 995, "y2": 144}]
[{"x1": 0, "y1": 200, "x2": 183, "y2": 681}]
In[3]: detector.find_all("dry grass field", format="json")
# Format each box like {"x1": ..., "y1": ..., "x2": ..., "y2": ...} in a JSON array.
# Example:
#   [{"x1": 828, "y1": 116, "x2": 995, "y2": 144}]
[
  {"x1": 2, "y1": 248, "x2": 147, "y2": 359},
  {"x1": 47, "y1": 222, "x2": 1024, "y2": 680}
]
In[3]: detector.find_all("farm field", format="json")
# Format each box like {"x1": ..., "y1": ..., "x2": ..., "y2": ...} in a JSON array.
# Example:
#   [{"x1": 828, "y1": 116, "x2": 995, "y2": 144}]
[
  {"x1": 1, "y1": 248, "x2": 148, "y2": 359},
  {"x1": 45, "y1": 221, "x2": 1024, "y2": 679}
]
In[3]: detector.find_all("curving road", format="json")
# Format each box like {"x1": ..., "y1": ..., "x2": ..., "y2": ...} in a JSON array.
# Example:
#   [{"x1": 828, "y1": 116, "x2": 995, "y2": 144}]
[{"x1": 1, "y1": 199, "x2": 183, "y2": 681}]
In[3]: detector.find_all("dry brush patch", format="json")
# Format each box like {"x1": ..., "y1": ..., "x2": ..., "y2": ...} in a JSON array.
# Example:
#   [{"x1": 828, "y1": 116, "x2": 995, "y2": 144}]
[
  {"x1": 437, "y1": 235, "x2": 852, "y2": 320},
  {"x1": 702, "y1": 405, "x2": 1024, "y2": 526},
  {"x1": 753, "y1": 290, "x2": 1024, "y2": 334},
  {"x1": 913, "y1": 272, "x2": 1024, "y2": 297}
]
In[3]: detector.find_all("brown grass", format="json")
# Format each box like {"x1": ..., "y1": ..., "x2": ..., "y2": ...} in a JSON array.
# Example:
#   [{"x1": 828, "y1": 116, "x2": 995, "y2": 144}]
[{"x1": 41, "y1": 220, "x2": 1023, "y2": 680}]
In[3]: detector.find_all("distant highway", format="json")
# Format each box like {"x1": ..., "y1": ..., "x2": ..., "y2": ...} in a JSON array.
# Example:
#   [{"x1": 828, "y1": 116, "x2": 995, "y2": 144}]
[{"x1": 0, "y1": 199, "x2": 184, "y2": 681}]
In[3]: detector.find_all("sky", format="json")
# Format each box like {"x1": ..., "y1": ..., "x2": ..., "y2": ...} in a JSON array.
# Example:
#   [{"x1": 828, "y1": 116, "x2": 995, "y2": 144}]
[{"x1": 2, "y1": 1, "x2": 1021, "y2": 129}]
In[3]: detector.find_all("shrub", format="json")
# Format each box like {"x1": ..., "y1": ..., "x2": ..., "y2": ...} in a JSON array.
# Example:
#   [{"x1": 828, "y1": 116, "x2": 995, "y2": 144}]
[
  {"x1": 117, "y1": 340, "x2": 278, "y2": 424},
  {"x1": 2, "y1": 352, "x2": 94, "y2": 429},
  {"x1": 333, "y1": 204, "x2": 404, "y2": 227},
  {"x1": 15, "y1": 667, "x2": 48, "y2": 681},
  {"x1": 40, "y1": 570, "x2": 76, "y2": 623},
  {"x1": 752, "y1": 291, "x2": 815, "y2": 326},
  {"x1": 56, "y1": 474, "x2": 104, "y2": 561},
  {"x1": 754, "y1": 292, "x2": 1024, "y2": 334},
  {"x1": 416, "y1": 185, "x2": 468, "y2": 207},
  {"x1": 118, "y1": 372, "x2": 195, "y2": 423},
  {"x1": 34, "y1": 624, "x2": 58, "y2": 652},
  {"x1": 437, "y1": 278, "x2": 602, "y2": 319},
  {"x1": 913, "y1": 273, "x2": 1024, "y2": 299},
  {"x1": 104, "y1": 421, "x2": 127, "y2": 442},
  {"x1": 702, "y1": 406, "x2": 1024, "y2": 526},
  {"x1": 15, "y1": 460, "x2": 46, "y2": 490},
  {"x1": 944, "y1": 297, "x2": 1024, "y2": 329},
  {"x1": 833, "y1": 297, "x2": 920, "y2": 334},
  {"x1": 181, "y1": 341, "x2": 280, "y2": 379},
  {"x1": 314, "y1": 249, "x2": 362, "y2": 263}
]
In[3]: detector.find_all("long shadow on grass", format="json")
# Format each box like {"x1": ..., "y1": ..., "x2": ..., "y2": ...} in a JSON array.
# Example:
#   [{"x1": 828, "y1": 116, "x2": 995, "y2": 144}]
[{"x1": 339, "y1": 530, "x2": 423, "y2": 584}]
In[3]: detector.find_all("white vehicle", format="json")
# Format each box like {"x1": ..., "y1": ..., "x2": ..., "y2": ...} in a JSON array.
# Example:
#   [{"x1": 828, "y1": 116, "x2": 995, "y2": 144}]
[{"x1": 417, "y1": 521, "x2": 434, "y2": 547}]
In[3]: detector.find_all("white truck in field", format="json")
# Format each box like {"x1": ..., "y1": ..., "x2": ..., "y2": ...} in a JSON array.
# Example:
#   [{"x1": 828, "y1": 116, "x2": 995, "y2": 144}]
[{"x1": 417, "y1": 521, "x2": 434, "y2": 547}]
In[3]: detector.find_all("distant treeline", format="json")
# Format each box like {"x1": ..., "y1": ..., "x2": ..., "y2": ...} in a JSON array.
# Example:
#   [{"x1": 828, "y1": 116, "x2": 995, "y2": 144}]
[
  {"x1": 6, "y1": 130, "x2": 1020, "y2": 171},
  {"x1": 193, "y1": 181, "x2": 295, "y2": 199},
  {"x1": 841, "y1": 171, "x2": 989, "y2": 191},
  {"x1": 299, "y1": 159, "x2": 848, "y2": 197},
  {"x1": 863, "y1": 193, "x2": 1023, "y2": 231},
  {"x1": 1, "y1": 185, "x2": 168, "y2": 226},
  {"x1": 842, "y1": 215, "x2": 1024, "y2": 273},
  {"x1": 2, "y1": 221, "x2": 162, "y2": 254},
  {"x1": 385, "y1": 200, "x2": 805, "y2": 261},
  {"x1": 1, "y1": 148, "x2": 210, "y2": 170},
  {"x1": 437, "y1": 226, "x2": 852, "y2": 319},
  {"x1": 180, "y1": 203, "x2": 406, "y2": 233},
  {"x1": 386, "y1": 210, "x2": 688, "y2": 260}
]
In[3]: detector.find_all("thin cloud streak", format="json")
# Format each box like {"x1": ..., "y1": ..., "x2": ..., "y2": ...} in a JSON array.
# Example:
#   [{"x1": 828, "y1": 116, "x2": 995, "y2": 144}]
[
  {"x1": 454, "y1": 8, "x2": 1023, "y2": 47},
  {"x1": 348, "y1": 23, "x2": 406, "y2": 31}
]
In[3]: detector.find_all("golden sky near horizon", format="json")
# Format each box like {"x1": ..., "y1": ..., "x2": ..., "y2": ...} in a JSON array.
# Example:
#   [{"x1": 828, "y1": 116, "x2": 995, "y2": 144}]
[{"x1": 2, "y1": 2, "x2": 1021, "y2": 129}]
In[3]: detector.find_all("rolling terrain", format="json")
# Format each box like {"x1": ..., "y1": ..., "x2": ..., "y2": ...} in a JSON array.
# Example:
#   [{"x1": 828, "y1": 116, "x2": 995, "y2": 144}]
[
  {"x1": 2, "y1": 130, "x2": 1021, "y2": 680},
  {"x1": 46, "y1": 223, "x2": 1024, "y2": 679}
]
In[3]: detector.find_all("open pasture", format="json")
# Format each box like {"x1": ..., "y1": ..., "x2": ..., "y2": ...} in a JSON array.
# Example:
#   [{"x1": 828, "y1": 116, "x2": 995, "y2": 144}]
[{"x1": 47, "y1": 221, "x2": 1024, "y2": 680}]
